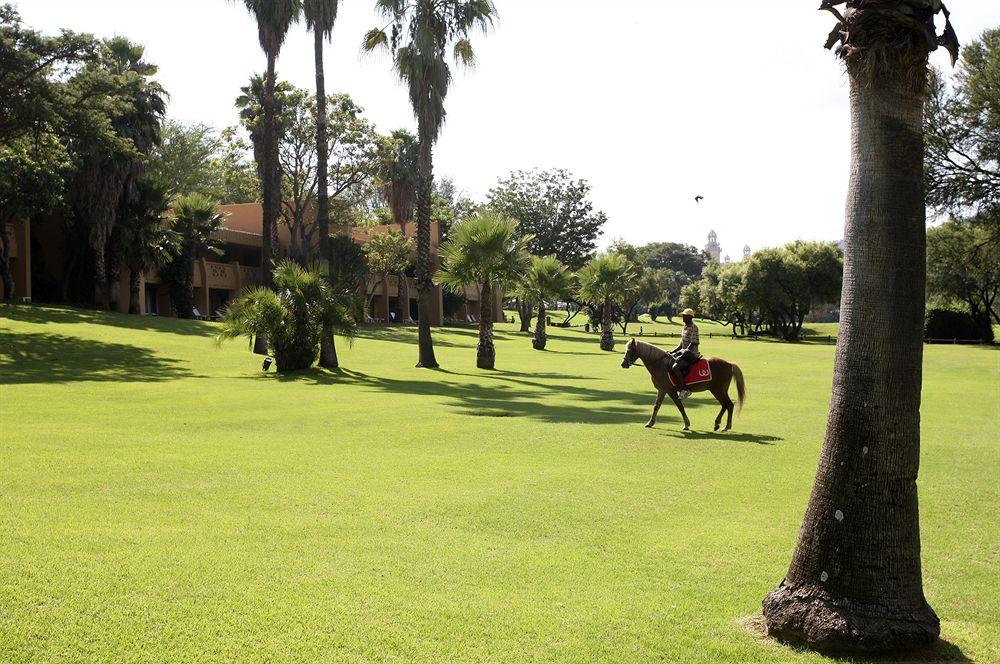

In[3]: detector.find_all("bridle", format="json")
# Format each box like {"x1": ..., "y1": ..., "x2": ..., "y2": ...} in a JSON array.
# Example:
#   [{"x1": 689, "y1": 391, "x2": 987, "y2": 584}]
[{"x1": 622, "y1": 341, "x2": 640, "y2": 368}]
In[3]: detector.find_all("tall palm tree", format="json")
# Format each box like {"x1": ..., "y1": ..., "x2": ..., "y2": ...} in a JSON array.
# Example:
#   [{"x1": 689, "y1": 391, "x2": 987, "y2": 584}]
[
  {"x1": 115, "y1": 177, "x2": 178, "y2": 314},
  {"x1": 233, "y1": 0, "x2": 302, "y2": 290},
  {"x1": 762, "y1": 1, "x2": 959, "y2": 654},
  {"x1": 364, "y1": 0, "x2": 497, "y2": 368},
  {"x1": 436, "y1": 211, "x2": 531, "y2": 369},
  {"x1": 377, "y1": 129, "x2": 419, "y2": 323},
  {"x1": 303, "y1": 0, "x2": 341, "y2": 368},
  {"x1": 518, "y1": 255, "x2": 574, "y2": 351},
  {"x1": 71, "y1": 37, "x2": 166, "y2": 309},
  {"x1": 577, "y1": 253, "x2": 636, "y2": 352}
]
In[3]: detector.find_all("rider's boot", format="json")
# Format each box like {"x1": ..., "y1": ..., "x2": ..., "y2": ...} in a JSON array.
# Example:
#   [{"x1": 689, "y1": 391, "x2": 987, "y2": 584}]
[{"x1": 673, "y1": 367, "x2": 692, "y2": 400}]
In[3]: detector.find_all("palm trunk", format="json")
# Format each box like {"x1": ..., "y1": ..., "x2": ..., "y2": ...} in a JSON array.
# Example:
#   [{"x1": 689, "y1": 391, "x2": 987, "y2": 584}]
[
  {"x1": 0, "y1": 232, "x2": 14, "y2": 302},
  {"x1": 128, "y1": 267, "x2": 141, "y2": 315},
  {"x1": 396, "y1": 268, "x2": 408, "y2": 323},
  {"x1": 518, "y1": 297, "x2": 533, "y2": 332},
  {"x1": 477, "y1": 280, "x2": 495, "y2": 369},
  {"x1": 763, "y1": 21, "x2": 937, "y2": 653},
  {"x1": 91, "y1": 228, "x2": 109, "y2": 309},
  {"x1": 532, "y1": 301, "x2": 547, "y2": 350},
  {"x1": 600, "y1": 298, "x2": 614, "y2": 351},
  {"x1": 261, "y1": 51, "x2": 278, "y2": 290},
  {"x1": 314, "y1": 29, "x2": 339, "y2": 368},
  {"x1": 414, "y1": 129, "x2": 438, "y2": 368}
]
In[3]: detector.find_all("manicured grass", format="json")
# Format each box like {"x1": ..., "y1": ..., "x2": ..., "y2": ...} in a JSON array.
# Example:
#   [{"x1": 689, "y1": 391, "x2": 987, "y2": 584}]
[{"x1": 1, "y1": 303, "x2": 997, "y2": 662}]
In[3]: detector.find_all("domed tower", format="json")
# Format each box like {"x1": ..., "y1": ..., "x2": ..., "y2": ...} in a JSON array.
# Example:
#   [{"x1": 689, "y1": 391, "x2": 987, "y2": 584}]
[
  {"x1": 724, "y1": 254, "x2": 731, "y2": 264},
  {"x1": 705, "y1": 230, "x2": 722, "y2": 263},
  {"x1": 743, "y1": 244, "x2": 751, "y2": 260}
]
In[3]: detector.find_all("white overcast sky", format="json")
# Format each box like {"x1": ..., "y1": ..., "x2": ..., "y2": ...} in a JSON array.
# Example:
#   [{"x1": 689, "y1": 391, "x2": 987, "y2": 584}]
[{"x1": 15, "y1": 0, "x2": 997, "y2": 256}]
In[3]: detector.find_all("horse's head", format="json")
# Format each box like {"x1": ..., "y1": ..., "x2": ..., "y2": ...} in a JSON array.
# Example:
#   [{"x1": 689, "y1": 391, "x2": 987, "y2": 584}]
[{"x1": 621, "y1": 338, "x2": 639, "y2": 369}]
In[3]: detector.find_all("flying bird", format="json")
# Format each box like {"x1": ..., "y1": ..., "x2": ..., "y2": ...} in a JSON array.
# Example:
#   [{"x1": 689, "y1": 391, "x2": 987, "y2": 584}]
[{"x1": 694, "y1": 195, "x2": 704, "y2": 203}]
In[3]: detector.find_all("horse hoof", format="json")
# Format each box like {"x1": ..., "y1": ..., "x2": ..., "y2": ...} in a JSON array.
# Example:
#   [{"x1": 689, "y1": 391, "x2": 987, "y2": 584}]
[
  {"x1": 714, "y1": 424, "x2": 720, "y2": 432},
  {"x1": 683, "y1": 427, "x2": 691, "y2": 432},
  {"x1": 722, "y1": 427, "x2": 731, "y2": 432},
  {"x1": 644, "y1": 422, "x2": 654, "y2": 429}
]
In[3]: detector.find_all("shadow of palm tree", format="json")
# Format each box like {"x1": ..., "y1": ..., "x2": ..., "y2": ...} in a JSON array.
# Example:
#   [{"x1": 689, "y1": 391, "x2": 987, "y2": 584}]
[
  {"x1": 0, "y1": 330, "x2": 194, "y2": 384},
  {"x1": 0, "y1": 303, "x2": 217, "y2": 338}
]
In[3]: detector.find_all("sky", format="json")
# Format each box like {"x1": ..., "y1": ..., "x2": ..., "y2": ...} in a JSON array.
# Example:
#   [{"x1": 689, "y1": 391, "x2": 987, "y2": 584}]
[{"x1": 14, "y1": 0, "x2": 997, "y2": 257}]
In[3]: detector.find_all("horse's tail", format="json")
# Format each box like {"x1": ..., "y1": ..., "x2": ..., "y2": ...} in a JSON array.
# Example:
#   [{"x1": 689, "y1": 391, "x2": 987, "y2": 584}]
[{"x1": 731, "y1": 363, "x2": 746, "y2": 415}]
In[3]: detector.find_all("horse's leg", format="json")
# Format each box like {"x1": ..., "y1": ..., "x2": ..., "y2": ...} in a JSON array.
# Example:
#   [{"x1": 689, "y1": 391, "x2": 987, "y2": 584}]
[
  {"x1": 669, "y1": 392, "x2": 691, "y2": 431},
  {"x1": 724, "y1": 396, "x2": 735, "y2": 431},
  {"x1": 718, "y1": 371, "x2": 735, "y2": 431},
  {"x1": 646, "y1": 390, "x2": 666, "y2": 428},
  {"x1": 714, "y1": 399, "x2": 727, "y2": 432}
]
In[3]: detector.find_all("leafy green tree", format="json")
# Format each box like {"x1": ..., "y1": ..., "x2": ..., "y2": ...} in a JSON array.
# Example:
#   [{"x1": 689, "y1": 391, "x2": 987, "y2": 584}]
[
  {"x1": 215, "y1": 127, "x2": 261, "y2": 204},
  {"x1": 364, "y1": 0, "x2": 497, "y2": 369},
  {"x1": 925, "y1": 28, "x2": 999, "y2": 223},
  {"x1": 635, "y1": 242, "x2": 709, "y2": 281},
  {"x1": 233, "y1": 0, "x2": 302, "y2": 289},
  {"x1": 577, "y1": 253, "x2": 637, "y2": 351},
  {"x1": 763, "y1": 2, "x2": 958, "y2": 652},
  {"x1": 517, "y1": 255, "x2": 573, "y2": 350},
  {"x1": 927, "y1": 219, "x2": 999, "y2": 341},
  {"x1": 487, "y1": 168, "x2": 607, "y2": 270},
  {"x1": 436, "y1": 211, "x2": 531, "y2": 369},
  {"x1": 148, "y1": 120, "x2": 226, "y2": 199},
  {"x1": 160, "y1": 193, "x2": 224, "y2": 319},
  {"x1": 362, "y1": 229, "x2": 412, "y2": 316},
  {"x1": 218, "y1": 260, "x2": 358, "y2": 372},
  {"x1": 0, "y1": 132, "x2": 70, "y2": 300},
  {"x1": 114, "y1": 177, "x2": 178, "y2": 314}
]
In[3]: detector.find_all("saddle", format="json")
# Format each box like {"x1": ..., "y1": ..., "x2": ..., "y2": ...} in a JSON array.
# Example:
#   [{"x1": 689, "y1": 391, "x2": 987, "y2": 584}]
[{"x1": 667, "y1": 357, "x2": 712, "y2": 387}]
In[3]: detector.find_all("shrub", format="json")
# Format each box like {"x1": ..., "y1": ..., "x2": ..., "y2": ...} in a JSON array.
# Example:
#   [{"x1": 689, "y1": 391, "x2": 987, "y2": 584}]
[{"x1": 925, "y1": 308, "x2": 990, "y2": 342}]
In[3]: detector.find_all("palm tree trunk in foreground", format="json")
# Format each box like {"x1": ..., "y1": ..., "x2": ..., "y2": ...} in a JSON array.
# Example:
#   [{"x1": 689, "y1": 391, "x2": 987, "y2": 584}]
[
  {"x1": 261, "y1": 52, "x2": 278, "y2": 291},
  {"x1": 414, "y1": 134, "x2": 438, "y2": 368},
  {"x1": 599, "y1": 298, "x2": 614, "y2": 351},
  {"x1": 477, "y1": 281, "x2": 495, "y2": 369},
  {"x1": 396, "y1": 268, "x2": 408, "y2": 323},
  {"x1": 762, "y1": 32, "x2": 937, "y2": 653},
  {"x1": 533, "y1": 301, "x2": 547, "y2": 350}
]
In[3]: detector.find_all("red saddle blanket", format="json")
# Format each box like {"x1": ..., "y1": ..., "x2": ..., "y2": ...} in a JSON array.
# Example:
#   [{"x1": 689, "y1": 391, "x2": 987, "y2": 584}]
[{"x1": 668, "y1": 358, "x2": 712, "y2": 386}]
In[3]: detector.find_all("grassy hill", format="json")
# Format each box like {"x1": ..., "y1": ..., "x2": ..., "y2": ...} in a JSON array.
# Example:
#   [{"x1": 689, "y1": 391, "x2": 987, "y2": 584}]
[{"x1": 1, "y1": 304, "x2": 997, "y2": 662}]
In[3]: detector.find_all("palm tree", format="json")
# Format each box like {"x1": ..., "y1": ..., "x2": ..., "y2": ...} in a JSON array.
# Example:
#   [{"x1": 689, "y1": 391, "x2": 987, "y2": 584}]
[
  {"x1": 233, "y1": 0, "x2": 302, "y2": 290},
  {"x1": 218, "y1": 260, "x2": 358, "y2": 372},
  {"x1": 364, "y1": 0, "x2": 497, "y2": 368},
  {"x1": 70, "y1": 37, "x2": 166, "y2": 309},
  {"x1": 518, "y1": 255, "x2": 573, "y2": 350},
  {"x1": 377, "y1": 130, "x2": 419, "y2": 323},
  {"x1": 577, "y1": 253, "x2": 636, "y2": 352},
  {"x1": 762, "y1": 1, "x2": 959, "y2": 654},
  {"x1": 114, "y1": 177, "x2": 178, "y2": 314},
  {"x1": 436, "y1": 211, "x2": 531, "y2": 369},
  {"x1": 303, "y1": 0, "x2": 341, "y2": 368},
  {"x1": 162, "y1": 193, "x2": 224, "y2": 319}
]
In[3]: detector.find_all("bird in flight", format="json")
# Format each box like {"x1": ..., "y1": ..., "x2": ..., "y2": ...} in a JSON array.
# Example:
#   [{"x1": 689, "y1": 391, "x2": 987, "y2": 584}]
[{"x1": 694, "y1": 195, "x2": 704, "y2": 203}]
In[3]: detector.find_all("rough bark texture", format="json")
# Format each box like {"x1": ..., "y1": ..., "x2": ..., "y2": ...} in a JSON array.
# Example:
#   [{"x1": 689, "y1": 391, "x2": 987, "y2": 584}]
[
  {"x1": 261, "y1": 53, "x2": 279, "y2": 290},
  {"x1": 0, "y1": 232, "x2": 14, "y2": 301},
  {"x1": 762, "y1": 40, "x2": 938, "y2": 654},
  {"x1": 91, "y1": 228, "x2": 110, "y2": 310},
  {"x1": 396, "y1": 269, "x2": 408, "y2": 323},
  {"x1": 600, "y1": 298, "x2": 614, "y2": 351},
  {"x1": 477, "y1": 281, "x2": 495, "y2": 369},
  {"x1": 532, "y1": 301, "x2": 547, "y2": 350},
  {"x1": 414, "y1": 133, "x2": 438, "y2": 368},
  {"x1": 128, "y1": 269, "x2": 141, "y2": 315},
  {"x1": 517, "y1": 297, "x2": 533, "y2": 332},
  {"x1": 314, "y1": 29, "x2": 338, "y2": 369}
]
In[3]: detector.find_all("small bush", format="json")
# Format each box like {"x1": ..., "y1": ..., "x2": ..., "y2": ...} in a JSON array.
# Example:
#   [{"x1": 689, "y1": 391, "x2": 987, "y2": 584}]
[{"x1": 924, "y1": 308, "x2": 989, "y2": 341}]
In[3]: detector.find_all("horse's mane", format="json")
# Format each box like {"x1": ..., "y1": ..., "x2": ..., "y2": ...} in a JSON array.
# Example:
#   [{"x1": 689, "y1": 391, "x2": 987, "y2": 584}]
[{"x1": 633, "y1": 339, "x2": 669, "y2": 364}]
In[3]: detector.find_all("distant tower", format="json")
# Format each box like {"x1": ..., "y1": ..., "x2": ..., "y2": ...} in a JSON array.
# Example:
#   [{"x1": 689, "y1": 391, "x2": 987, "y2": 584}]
[
  {"x1": 705, "y1": 230, "x2": 722, "y2": 263},
  {"x1": 743, "y1": 244, "x2": 751, "y2": 260},
  {"x1": 724, "y1": 255, "x2": 731, "y2": 264}
]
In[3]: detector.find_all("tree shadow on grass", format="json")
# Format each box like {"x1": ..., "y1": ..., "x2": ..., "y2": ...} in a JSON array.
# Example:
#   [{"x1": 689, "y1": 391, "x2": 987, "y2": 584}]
[
  {"x1": 251, "y1": 365, "x2": 724, "y2": 426},
  {"x1": 0, "y1": 330, "x2": 194, "y2": 384},
  {"x1": 0, "y1": 303, "x2": 216, "y2": 338}
]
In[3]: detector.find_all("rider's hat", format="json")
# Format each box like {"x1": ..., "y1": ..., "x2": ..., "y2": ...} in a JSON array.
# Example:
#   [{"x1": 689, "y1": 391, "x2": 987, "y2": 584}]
[{"x1": 679, "y1": 308, "x2": 696, "y2": 317}]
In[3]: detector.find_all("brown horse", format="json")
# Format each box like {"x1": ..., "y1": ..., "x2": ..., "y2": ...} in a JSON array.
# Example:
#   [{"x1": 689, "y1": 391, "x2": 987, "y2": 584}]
[{"x1": 620, "y1": 338, "x2": 746, "y2": 431}]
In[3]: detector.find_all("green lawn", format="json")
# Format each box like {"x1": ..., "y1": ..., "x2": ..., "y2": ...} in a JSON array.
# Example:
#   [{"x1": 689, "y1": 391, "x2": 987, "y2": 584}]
[{"x1": 1, "y1": 304, "x2": 997, "y2": 663}]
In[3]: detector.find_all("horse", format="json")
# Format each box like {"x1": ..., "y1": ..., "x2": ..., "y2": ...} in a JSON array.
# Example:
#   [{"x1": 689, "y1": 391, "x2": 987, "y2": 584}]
[{"x1": 620, "y1": 338, "x2": 746, "y2": 431}]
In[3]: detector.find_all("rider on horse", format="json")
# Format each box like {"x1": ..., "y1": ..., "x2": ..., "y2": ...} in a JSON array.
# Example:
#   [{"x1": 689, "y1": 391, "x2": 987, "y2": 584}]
[{"x1": 670, "y1": 308, "x2": 701, "y2": 400}]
